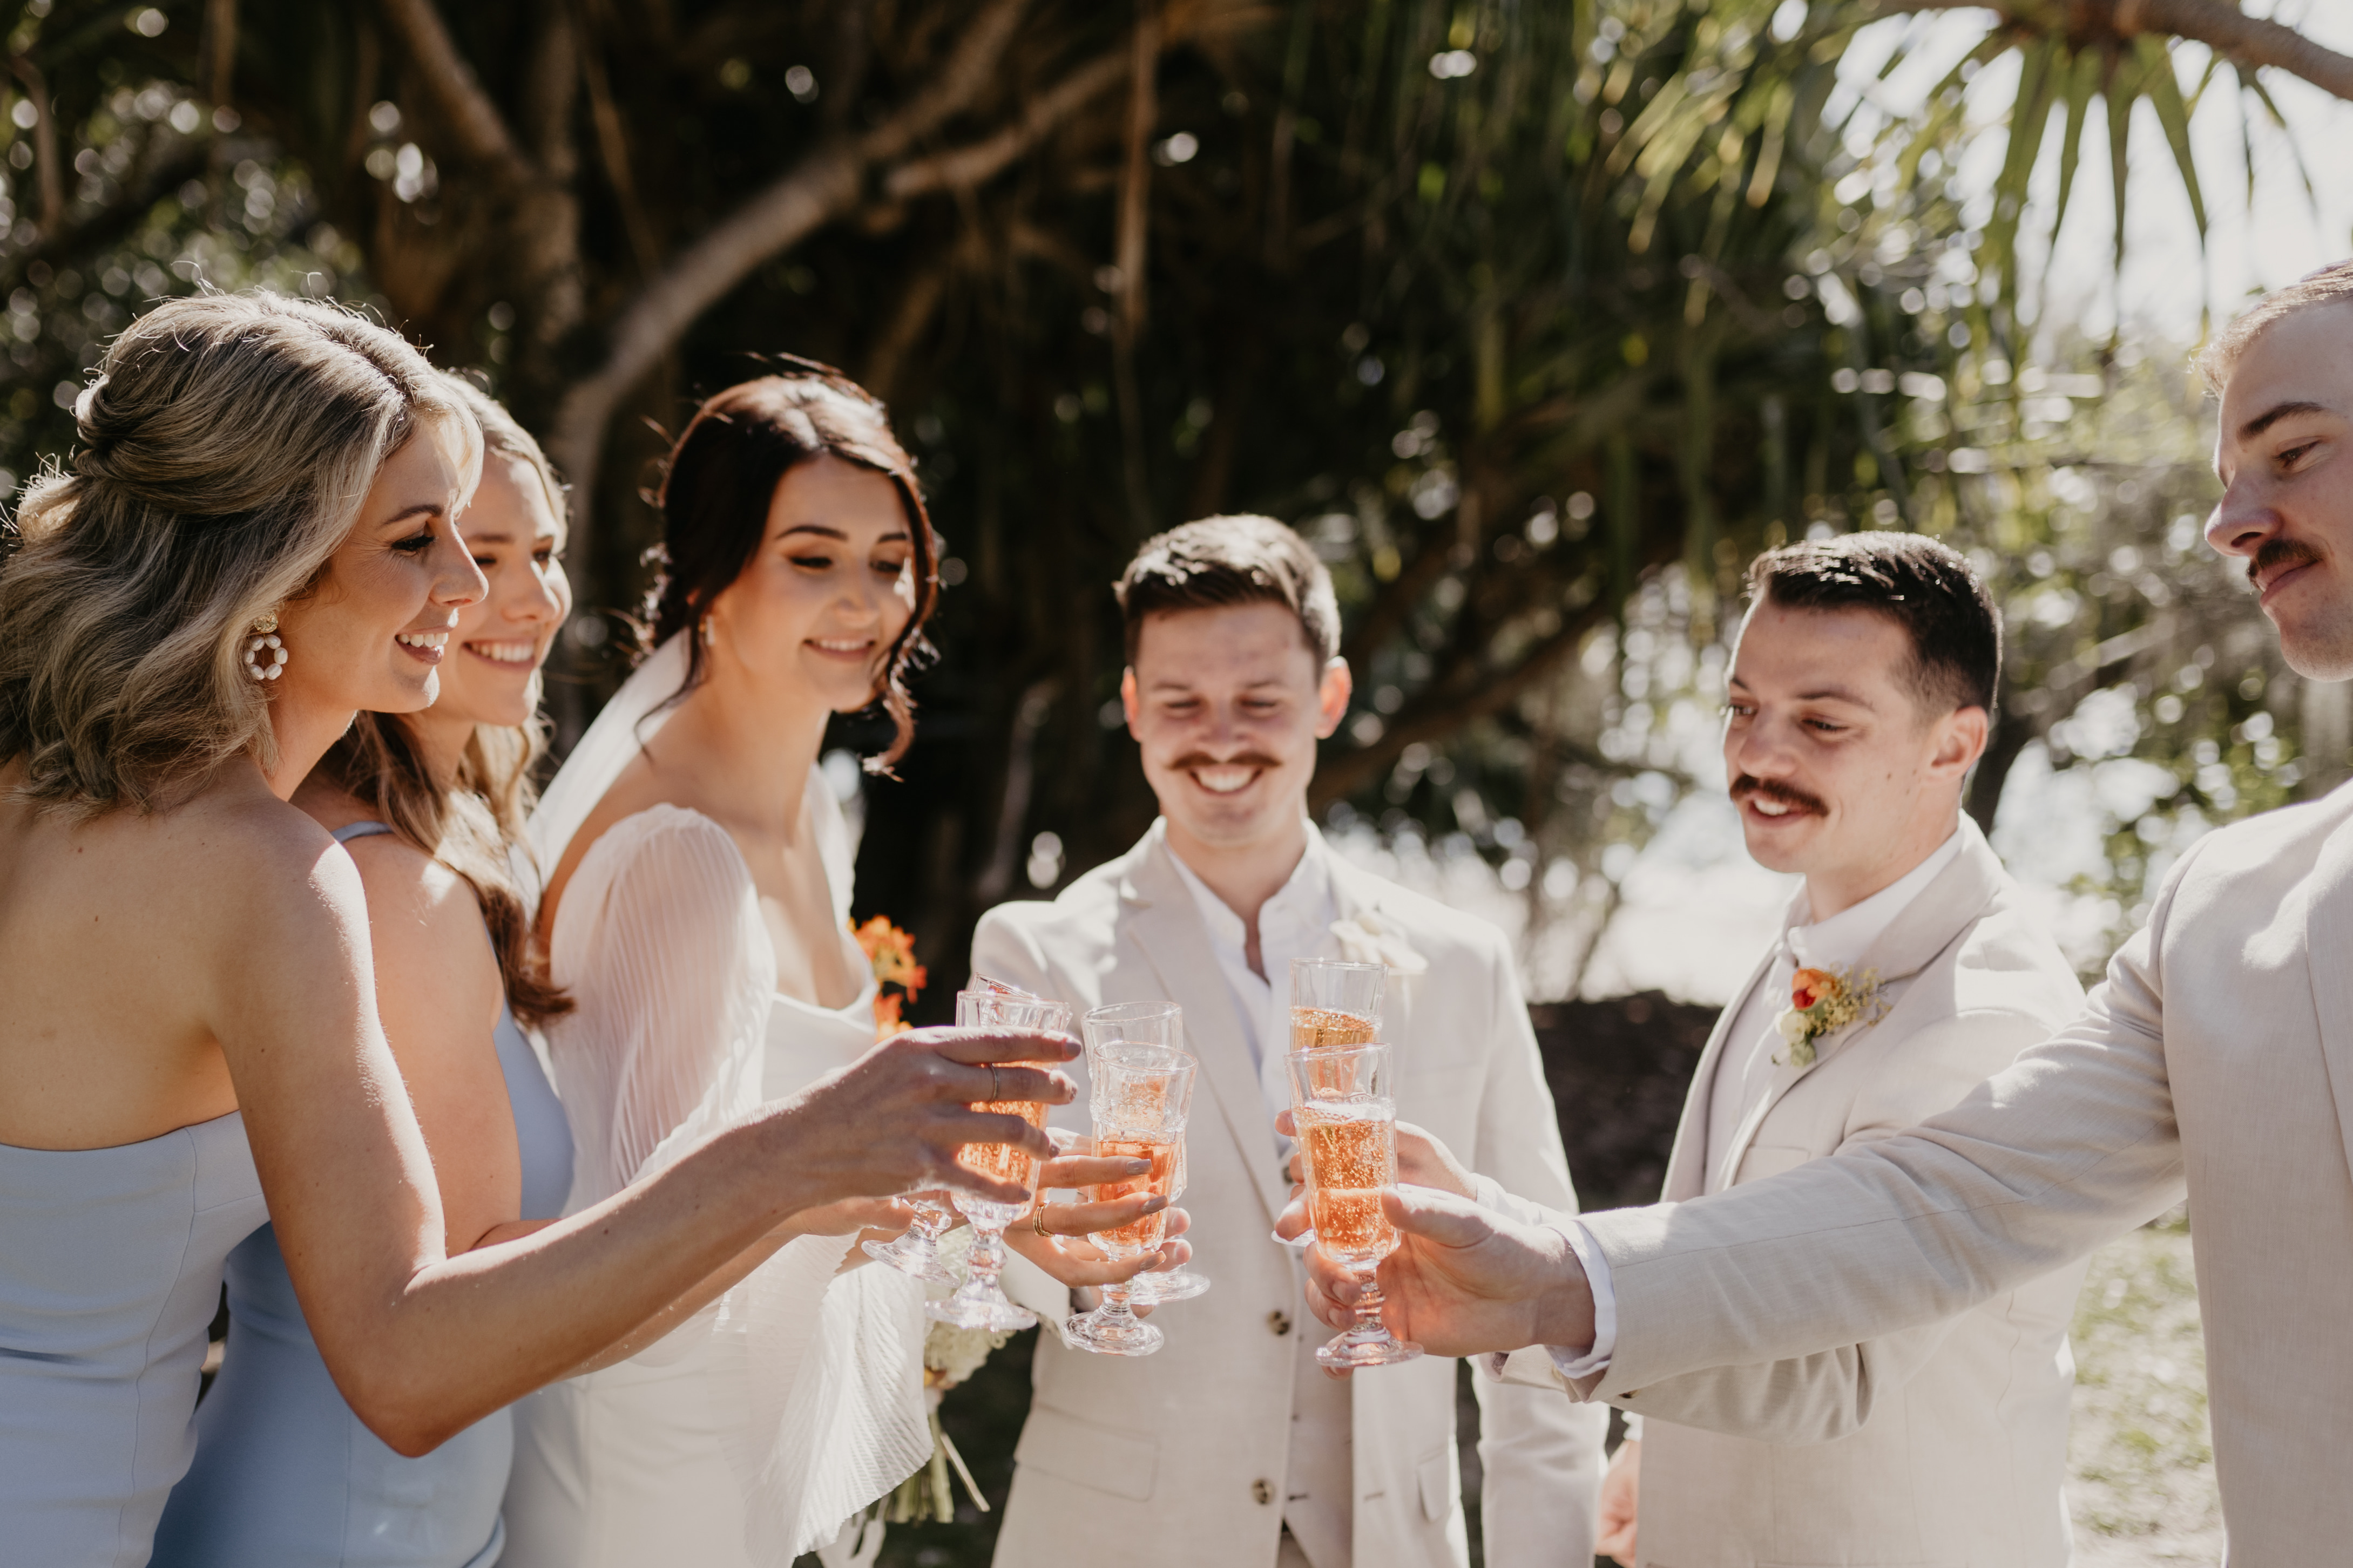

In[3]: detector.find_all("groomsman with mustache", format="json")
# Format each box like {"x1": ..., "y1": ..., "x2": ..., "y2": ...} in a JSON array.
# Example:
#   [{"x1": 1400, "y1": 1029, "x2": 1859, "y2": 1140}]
[
  {"x1": 1292, "y1": 260, "x2": 2353, "y2": 1565},
  {"x1": 1563, "y1": 533, "x2": 2089, "y2": 1567},
  {"x1": 974, "y1": 515, "x2": 1604, "y2": 1568}
]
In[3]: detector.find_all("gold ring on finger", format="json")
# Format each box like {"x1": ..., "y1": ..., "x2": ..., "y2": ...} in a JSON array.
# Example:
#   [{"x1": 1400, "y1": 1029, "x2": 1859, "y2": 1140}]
[
  {"x1": 1033, "y1": 1201, "x2": 1052, "y2": 1237},
  {"x1": 989, "y1": 1064, "x2": 1002, "y2": 1101}
]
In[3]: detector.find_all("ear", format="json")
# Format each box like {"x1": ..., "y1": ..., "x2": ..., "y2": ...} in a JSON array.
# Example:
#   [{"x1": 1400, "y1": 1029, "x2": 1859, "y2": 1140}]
[
  {"x1": 1928, "y1": 703, "x2": 1990, "y2": 779},
  {"x1": 1314, "y1": 657, "x2": 1353, "y2": 741},
  {"x1": 1120, "y1": 666, "x2": 1140, "y2": 731}
]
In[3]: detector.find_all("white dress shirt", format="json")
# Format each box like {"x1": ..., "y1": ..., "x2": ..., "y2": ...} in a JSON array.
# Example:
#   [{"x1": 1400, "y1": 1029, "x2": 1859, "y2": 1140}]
[
  {"x1": 1541, "y1": 827, "x2": 1966, "y2": 1381},
  {"x1": 1165, "y1": 823, "x2": 1340, "y2": 1155}
]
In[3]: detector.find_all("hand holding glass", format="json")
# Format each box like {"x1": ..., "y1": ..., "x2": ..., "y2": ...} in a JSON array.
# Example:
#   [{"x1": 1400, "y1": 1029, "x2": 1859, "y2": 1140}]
[
  {"x1": 1287, "y1": 1042, "x2": 1422, "y2": 1370},
  {"x1": 1080, "y1": 1002, "x2": 1208, "y2": 1305},
  {"x1": 926, "y1": 990, "x2": 1074, "y2": 1332}
]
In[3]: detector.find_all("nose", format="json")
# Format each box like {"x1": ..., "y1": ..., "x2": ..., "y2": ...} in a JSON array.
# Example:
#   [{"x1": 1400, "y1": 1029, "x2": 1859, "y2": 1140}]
[
  {"x1": 508, "y1": 557, "x2": 567, "y2": 628},
  {"x1": 430, "y1": 523, "x2": 488, "y2": 610},
  {"x1": 2205, "y1": 477, "x2": 2278, "y2": 560},
  {"x1": 1727, "y1": 711, "x2": 1796, "y2": 780}
]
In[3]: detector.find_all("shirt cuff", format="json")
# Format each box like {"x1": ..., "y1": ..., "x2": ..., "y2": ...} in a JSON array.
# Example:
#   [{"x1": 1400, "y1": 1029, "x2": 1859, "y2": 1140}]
[{"x1": 1544, "y1": 1220, "x2": 1617, "y2": 1380}]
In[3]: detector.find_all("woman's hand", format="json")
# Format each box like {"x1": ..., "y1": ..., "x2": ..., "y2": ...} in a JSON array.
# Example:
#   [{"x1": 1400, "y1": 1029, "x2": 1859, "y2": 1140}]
[
  {"x1": 1004, "y1": 1149, "x2": 1193, "y2": 1292},
  {"x1": 764, "y1": 1026, "x2": 1078, "y2": 1210},
  {"x1": 781, "y1": 1196, "x2": 913, "y2": 1241}
]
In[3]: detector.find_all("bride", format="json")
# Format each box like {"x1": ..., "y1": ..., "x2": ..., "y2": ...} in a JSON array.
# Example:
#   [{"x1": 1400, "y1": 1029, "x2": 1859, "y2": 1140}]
[{"x1": 503, "y1": 365, "x2": 1182, "y2": 1566}]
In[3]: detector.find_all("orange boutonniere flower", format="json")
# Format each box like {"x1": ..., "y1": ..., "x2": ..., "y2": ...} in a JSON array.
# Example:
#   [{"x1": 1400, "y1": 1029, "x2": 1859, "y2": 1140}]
[
  {"x1": 854, "y1": 915, "x2": 927, "y2": 1040},
  {"x1": 1773, "y1": 963, "x2": 1887, "y2": 1068}
]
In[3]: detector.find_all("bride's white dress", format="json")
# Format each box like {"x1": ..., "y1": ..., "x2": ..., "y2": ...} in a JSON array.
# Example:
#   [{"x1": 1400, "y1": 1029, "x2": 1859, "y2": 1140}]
[{"x1": 502, "y1": 638, "x2": 930, "y2": 1568}]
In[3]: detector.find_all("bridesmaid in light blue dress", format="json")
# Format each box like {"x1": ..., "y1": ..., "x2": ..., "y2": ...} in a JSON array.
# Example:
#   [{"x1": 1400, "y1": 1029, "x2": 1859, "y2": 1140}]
[{"x1": 155, "y1": 379, "x2": 579, "y2": 1568}]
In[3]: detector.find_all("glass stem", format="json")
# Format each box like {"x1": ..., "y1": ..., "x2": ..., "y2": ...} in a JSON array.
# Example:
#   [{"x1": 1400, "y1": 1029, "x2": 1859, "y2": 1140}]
[
  {"x1": 965, "y1": 1224, "x2": 1007, "y2": 1294},
  {"x1": 1098, "y1": 1278, "x2": 1137, "y2": 1326},
  {"x1": 1351, "y1": 1273, "x2": 1387, "y2": 1340}
]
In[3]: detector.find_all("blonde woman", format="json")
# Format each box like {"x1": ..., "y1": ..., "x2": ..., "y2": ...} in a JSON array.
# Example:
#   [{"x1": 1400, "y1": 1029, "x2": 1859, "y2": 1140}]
[
  {"x1": 505, "y1": 368, "x2": 1185, "y2": 1567},
  {"x1": 155, "y1": 378, "x2": 583, "y2": 1566},
  {"x1": 0, "y1": 295, "x2": 1070, "y2": 1568}
]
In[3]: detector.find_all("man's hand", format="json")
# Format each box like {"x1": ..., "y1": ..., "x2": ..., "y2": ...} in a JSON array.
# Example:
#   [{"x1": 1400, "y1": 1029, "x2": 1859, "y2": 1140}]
[
  {"x1": 1297, "y1": 1185, "x2": 1595, "y2": 1361},
  {"x1": 1597, "y1": 1436, "x2": 1639, "y2": 1565}
]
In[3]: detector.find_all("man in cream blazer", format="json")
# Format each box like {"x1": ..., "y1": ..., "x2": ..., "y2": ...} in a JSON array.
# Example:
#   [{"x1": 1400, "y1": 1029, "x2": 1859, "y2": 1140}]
[
  {"x1": 1593, "y1": 534, "x2": 2087, "y2": 1568},
  {"x1": 1292, "y1": 263, "x2": 2353, "y2": 1564},
  {"x1": 976, "y1": 515, "x2": 1603, "y2": 1568}
]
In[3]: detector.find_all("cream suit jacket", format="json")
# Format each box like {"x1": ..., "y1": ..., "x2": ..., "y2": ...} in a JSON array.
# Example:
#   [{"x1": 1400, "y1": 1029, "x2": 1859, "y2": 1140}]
[
  {"x1": 973, "y1": 823, "x2": 1605, "y2": 1568},
  {"x1": 1630, "y1": 819, "x2": 2088, "y2": 1568},
  {"x1": 1547, "y1": 783, "x2": 2353, "y2": 1564}
]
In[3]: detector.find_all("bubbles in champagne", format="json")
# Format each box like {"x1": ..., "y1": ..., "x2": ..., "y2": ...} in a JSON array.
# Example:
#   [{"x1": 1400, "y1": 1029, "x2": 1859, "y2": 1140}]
[{"x1": 1297, "y1": 1098, "x2": 1398, "y2": 1265}]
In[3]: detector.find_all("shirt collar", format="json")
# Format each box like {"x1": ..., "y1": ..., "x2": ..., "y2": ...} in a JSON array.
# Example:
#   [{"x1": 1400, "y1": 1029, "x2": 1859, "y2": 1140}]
[
  {"x1": 1161, "y1": 817, "x2": 1334, "y2": 951},
  {"x1": 1782, "y1": 826, "x2": 1965, "y2": 974}
]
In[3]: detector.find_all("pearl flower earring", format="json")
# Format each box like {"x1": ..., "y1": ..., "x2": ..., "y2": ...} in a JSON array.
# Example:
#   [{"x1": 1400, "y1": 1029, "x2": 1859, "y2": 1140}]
[{"x1": 244, "y1": 611, "x2": 287, "y2": 682}]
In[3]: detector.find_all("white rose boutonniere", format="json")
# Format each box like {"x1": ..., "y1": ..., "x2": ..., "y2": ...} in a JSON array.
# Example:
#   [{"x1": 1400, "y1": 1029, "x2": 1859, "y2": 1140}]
[
  {"x1": 1771, "y1": 964, "x2": 1888, "y2": 1068},
  {"x1": 1330, "y1": 911, "x2": 1429, "y2": 975}
]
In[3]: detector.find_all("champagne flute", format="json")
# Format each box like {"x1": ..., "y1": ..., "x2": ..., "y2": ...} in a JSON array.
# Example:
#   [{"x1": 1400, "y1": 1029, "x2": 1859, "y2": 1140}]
[
  {"x1": 1079, "y1": 1003, "x2": 1209, "y2": 1304},
  {"x1": 864, "y1": 979, "x2": 1045, "y2": 1285},
  {"x1": 1286, "y1": 1042, "x2": 1422, "y2": 1370},
  {"x1": 1065, "y1": 1046, "x2": 1195, "y2": 1356},
  {"x1": 926, "y1": 991, "x2": 1073, "y2": 1332},
  {"x1": 1278, "y1": 957, "x2": 1386, "y2": 1249}
]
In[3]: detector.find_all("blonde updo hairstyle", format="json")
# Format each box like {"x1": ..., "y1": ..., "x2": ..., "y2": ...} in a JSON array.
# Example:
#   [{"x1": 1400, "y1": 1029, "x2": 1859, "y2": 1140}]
[
  {"x1": 312, "y1": 374, "x2": 572, "y2": 1025},
  {"x1": 0, "y1": 291, "x2": 479, "y2": 816}
]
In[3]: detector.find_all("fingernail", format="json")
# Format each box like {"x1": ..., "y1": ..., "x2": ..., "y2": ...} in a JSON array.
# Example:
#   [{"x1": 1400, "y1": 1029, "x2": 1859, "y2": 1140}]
[
  {"x1": 1124, "y1": 1159, "x2": 1151, "y2": 1174},
  {"x1": 1144, "y1": 1196, "x2": 1168, "y2": 1213}
]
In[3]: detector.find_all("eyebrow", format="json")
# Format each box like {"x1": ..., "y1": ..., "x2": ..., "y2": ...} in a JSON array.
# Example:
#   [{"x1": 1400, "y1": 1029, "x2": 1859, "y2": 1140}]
[
  {"x1": 1729, "y1": 674, "x2": 1874, "y2": 705},
  {"x1": 2238, "y1": 400, "x2": 2335, "y2": 442},
  {"x1": 777, "y1": 523, "x2": 912, "y2": 543},
  {"x1": 380, "y1": 503, "x2": 445, "y2": 527}
]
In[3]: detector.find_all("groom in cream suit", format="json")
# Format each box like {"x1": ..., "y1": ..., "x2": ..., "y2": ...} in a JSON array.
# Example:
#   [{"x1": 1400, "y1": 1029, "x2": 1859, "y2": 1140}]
[
  {"x1": 1290, "y1": 262, "x2": 2353, "y2": 1564},
  {"x1": 1587, "y1": 534, "x2": 2086, "y2": 1568},
  {"x1": 976, "y1": 515, "x2": 1604, "y2": 1568}
]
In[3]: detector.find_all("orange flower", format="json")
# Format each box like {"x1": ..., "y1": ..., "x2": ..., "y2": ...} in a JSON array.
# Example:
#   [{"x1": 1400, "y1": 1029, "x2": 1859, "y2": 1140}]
[
  {"x1": 1790, "y1": 967, "x2": 1840, "y2": 1013},
  {"x1": 854, "y1": 915, "x2": 927, "y2": 1040}
]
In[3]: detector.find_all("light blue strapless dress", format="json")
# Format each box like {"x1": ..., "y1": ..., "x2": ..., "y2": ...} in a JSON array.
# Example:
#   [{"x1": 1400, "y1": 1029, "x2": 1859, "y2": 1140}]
[
  {"x1": 152, "y1": 822, "x2": 574, "y2": 1568},
  {"x1": 0, "y1": 1110, "x2": 266, "y2": 1568}
]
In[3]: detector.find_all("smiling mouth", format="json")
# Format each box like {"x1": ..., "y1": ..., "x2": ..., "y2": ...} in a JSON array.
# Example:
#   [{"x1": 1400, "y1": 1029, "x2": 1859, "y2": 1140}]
[
  {"x1": 1192, "y1": 766, "x2": 1260, "y2": 795},
  {"x1": 464, "y1": 639, "x2": 537, "y2": 667},
  {"x1": 807, "y1": 637, "x2": 875, "y2": 659},
  {"x1": 395, "y1": 629, "x2": 450, "y2": 663}
]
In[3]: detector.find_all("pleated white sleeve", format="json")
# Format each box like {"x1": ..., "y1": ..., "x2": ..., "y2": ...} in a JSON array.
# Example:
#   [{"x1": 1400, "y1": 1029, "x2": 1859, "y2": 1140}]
[{"x1": 549, "y1": 804, "x2": 777, "y2": 1210}]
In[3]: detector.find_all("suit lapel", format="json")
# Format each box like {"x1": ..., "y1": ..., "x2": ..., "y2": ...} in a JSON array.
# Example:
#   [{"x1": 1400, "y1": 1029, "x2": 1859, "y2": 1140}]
[
  {"x1": 1716, "y1": 820, "x2": 2006, "y2": 1186},
  {"x1": 2301, "y1": 814, "x2": 2353, "y2": 1190},
  {"x1": 1119, "y1": 839, "x2": 1295, "y2": 1227},
  {"x1": 1674, "y1": 949, "x2": 1775, "y2": 1202}
]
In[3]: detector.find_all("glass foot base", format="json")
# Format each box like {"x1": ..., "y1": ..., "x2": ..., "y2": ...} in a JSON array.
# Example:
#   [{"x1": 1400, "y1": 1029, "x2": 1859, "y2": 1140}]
[
  {"x1": 1127, "y1": 1267, "x2": 1210, "y2": 1304},
  {"x1": 927, "y1": 1294, "x2": 1037, "y2": 1332},
  {"x1": 1065, "y1": 1311, "x2": 1165, "y2": 1356},
  {"x1": 1315, "y1": 1328, "x2": 1423, "y2": 1369},
  {"x1": 863, "y1": 1236, "x2": 958, "y2": 1287}
]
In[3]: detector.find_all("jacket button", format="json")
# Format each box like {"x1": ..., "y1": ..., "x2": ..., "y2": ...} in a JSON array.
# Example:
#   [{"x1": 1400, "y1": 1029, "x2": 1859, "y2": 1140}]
[
  {"x1": 1252, "y1": 1478, "x2": 1275, "y2": 1505},
  {"x1": 1268, "y1": 1311, "x2": 1293, "y2": 1336}
]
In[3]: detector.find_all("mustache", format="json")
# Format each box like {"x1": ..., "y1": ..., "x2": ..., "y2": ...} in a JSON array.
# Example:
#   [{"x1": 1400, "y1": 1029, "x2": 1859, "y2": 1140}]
[
  {"x1": 2250, "y1": 537, "x2": 2321, "y2": 592},
  {"x1": 1169, "y1": 752, "x2": 1284, "y2": 772},
  {"x1": 1730, "y1": 775, "x2": 1827, "y2": 816}
]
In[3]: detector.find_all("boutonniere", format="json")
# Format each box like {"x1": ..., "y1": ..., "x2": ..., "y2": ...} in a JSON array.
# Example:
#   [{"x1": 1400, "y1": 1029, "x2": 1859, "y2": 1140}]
[
  {"x1": 1773, "y1": 965, "x2": 1887, "y2": 1067},
  {"x1": 1330, "y1": 911, "x2": 1429, "y2": 975}
]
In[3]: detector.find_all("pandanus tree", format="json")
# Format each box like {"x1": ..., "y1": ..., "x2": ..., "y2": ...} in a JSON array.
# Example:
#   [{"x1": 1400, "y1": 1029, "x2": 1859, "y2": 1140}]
[{"x1": 0, "y1": 0, "x2": 2342, "y2": 998}]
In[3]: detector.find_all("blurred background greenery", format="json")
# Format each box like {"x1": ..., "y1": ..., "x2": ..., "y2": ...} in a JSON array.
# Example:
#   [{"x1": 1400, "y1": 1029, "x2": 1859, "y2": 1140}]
[{"x1": 4, "y1": 2, "x2": 2347, "y2": 1563}]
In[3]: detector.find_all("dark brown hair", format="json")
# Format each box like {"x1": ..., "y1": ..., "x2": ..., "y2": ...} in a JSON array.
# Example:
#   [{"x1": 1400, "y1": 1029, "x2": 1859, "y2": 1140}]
[
  {"x1": 1745, "y1": 532, "x2": 1999, "y2": 717},
  {"x1": 1114, "y1": 514, "x2": 1341, "y2": 666},
  {"x1": 643, "y1": 366, "x2": 939, "y2": 769}
]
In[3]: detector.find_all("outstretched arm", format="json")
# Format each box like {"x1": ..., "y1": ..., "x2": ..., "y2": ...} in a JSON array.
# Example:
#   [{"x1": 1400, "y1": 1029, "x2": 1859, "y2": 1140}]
[{"x1": 217, "y1": 837, "x2": 1074, "y2": 1457}]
